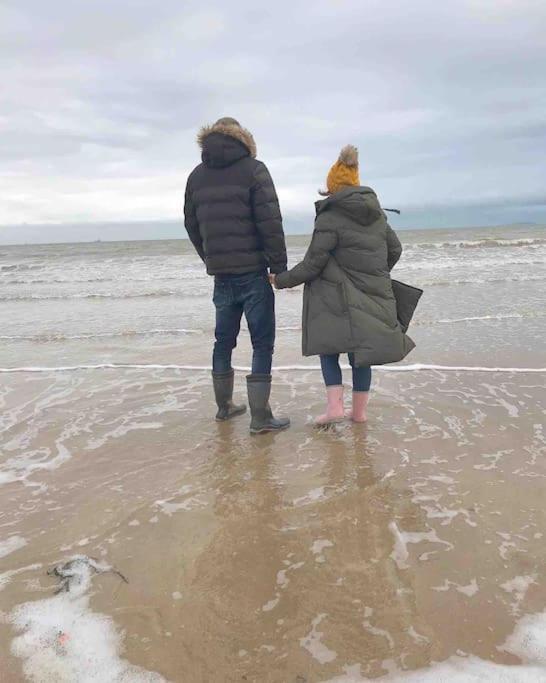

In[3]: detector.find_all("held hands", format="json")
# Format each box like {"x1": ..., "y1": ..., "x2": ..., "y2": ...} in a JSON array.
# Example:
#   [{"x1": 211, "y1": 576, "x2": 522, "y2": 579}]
[{"x1": 268, "y1": 273, "x2": 279, "y2": 289}]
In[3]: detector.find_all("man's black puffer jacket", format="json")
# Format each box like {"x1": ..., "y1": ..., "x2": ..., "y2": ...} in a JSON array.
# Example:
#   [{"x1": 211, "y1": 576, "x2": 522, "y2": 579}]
[{"x1": 184, "y1": 121, "x2": 287, "y2": 275}]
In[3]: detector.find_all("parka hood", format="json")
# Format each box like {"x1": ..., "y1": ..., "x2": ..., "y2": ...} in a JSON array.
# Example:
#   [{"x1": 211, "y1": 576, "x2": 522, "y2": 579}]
[
  {"x1": 316, "y1": 186, "x2": 381, "y2": 226},
  {"x1": 197, "y1": 120, "x2": 257, "y2": 168}
]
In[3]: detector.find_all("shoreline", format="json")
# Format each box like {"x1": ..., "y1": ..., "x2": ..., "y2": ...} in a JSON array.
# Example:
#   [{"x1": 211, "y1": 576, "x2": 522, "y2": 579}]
[{"x1": 1, "y1": 363, "x2": 546, "y2": 374}]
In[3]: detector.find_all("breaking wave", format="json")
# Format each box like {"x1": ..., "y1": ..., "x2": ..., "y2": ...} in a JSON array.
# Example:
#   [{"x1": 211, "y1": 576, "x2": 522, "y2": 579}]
[
  {"x1": 423, "y1": 275, "x2": 546, "y2": 287},
  {"x1": 0, "y1": 290, "x2": 208, "y2": 302},
  {"x1": 408, "y1": 237, "x2": 546, "y2": 250},
  {"x1": 1, "y1": 274, "x2": 206, "y2": 285},
  {"x1": 415, "y1": 312, "x2": 545, "y2": 325},
  {"x1": 0, "y1": 263, "x2": 43, "y2": 272},
  {"x1": 0, "y1": 329, "x2": 203, "y2": 342}
]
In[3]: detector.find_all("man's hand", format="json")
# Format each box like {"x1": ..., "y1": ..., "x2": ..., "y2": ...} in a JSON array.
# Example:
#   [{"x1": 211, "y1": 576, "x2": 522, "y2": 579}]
[{"x1": 268, "y1": 273, "x2": 278, "y2": 288}]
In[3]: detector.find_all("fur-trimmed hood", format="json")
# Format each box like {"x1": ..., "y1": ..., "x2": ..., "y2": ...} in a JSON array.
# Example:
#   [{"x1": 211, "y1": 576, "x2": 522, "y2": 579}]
[{"x1": 197, "y1": 121, "x2": 257, "y2": 159}]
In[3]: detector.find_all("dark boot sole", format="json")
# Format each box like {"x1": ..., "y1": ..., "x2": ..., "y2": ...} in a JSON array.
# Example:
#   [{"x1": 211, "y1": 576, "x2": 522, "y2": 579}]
[
  {"x1": 215, "y1": 406, "x2": 247, "y2": 422},
  {"x1": 249, "y1": 422, "x2": 291, "y2": 435}
]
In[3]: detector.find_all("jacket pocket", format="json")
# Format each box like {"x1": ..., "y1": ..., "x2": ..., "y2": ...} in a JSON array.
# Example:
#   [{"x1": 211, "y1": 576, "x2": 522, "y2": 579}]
[
  {"x1": 213, "y1": 280, "x2": 230, "y2": 307},
  {"x1": 320, "y1": 280, "x2": 349, "y2": 317}
]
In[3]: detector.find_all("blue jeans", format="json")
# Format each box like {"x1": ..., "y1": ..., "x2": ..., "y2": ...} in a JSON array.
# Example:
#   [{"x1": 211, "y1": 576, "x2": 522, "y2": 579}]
[
  {"x1": 212, "y1": 271, "x2": 275, "y2": 375},
  {"x1": 320, "y1": 353, "x2": 372, "y2": 392}
]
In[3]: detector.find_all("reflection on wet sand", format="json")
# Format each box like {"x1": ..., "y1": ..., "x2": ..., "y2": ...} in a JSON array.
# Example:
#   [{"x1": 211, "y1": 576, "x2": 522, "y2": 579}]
[{"x1": 1, "y1": 368, "x2": 545, "y2": 681}]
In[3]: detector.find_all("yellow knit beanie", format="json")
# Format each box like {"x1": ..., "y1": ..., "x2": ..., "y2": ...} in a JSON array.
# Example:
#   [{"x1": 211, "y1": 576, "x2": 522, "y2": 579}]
[{"x1": 326, "y1": 145, "x2": 360, "y2": 195}]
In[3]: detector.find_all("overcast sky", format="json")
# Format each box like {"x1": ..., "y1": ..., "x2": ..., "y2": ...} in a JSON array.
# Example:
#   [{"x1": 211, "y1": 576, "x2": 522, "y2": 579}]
[{"x1": 1, "y1": 0, "x2": 545, "y2": 243}]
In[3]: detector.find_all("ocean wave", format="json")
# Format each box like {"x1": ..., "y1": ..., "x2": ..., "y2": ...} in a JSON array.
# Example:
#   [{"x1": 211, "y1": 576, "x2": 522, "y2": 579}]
[
  {"x1": 281, "y1": 312, "x2": 543, "y2": 330},
  {"x1": 396, "y1": 257, "x2": 546, "y2": 272},
  {"x1": 0, "y1": 264, "x2": 43, "y2": 272},
  {"x1": 0, "y1": 290, "x2": 208, "y2": 302},
  {"x1": 0, "y1": 274, "x2": 207, "y2": 285},
  {"x1": 407, "y1": 237, "x2": 546, "y2": 250},
  {"x1": 2, "y1": 315, "x2": 534, "y2": 343},
  {"x1": 1, "y1": 327, "x2": 301, "y2": 342},
  {"x1": 274, "y1": 275, "x2": 546, "y2": 291},
  {"x1": 0, "y1": 329, "x2": 203, "y2": 342},
  {"x1": 1, "y1": 363, "x2": 544, "y2": 374},
  {"x1": 1, "y1": 279, "x2": 542, "y2": 301},
  {"x1": 423, "y1": 275, "x2": 546, "y2": 287},
  {"x1": 436, "y1": 313, "x2": 529, "y2": 324},
  {"x1": 413, "y1": 312, "x2": 545, "y2": 326}
]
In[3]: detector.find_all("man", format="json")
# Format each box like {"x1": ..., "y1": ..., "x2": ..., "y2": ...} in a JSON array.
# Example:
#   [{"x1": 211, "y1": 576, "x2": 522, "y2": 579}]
[{"x1": 184, "y1": 117, "x2": 290, "y2": 434}]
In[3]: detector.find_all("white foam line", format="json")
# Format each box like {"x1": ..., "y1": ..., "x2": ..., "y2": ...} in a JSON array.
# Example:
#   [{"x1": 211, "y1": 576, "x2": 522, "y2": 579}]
[
  {"x1": 273, "y1": 364, "x2": 546, "y2": 374},
  {"x1": 0, "y1": 328, "x2": 202, "y2": 341},
  {"x1": 0, "y1": 363, "x2": 545, "y2": 374},
  {"x1": 9, "y1": 558, "x2": 166, "y2": 682},
  {"x1": 438, "y1": 314, "x2": 525, "y2": 324},
  {"x1": 0, "y1": 535, "x2": 28, "y2": 558},
  {"x1": 325, "y1": 610, "x2": 546, "y2": 681}
]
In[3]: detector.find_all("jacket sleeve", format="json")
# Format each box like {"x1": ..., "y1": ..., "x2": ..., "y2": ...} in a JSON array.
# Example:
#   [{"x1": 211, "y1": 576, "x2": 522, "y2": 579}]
[
  {"x1": 386, "y1": 223, "x2": 402, "y2": 271},
  {"x1": 275, "y1": 219, "x2": 337, "y2": 289},
  {"x1": 184, "y1": 178, "x2": 205, "y2": 263},
  {"x1": 251, "y1": 162, "x2": 287, "y2": 274}
]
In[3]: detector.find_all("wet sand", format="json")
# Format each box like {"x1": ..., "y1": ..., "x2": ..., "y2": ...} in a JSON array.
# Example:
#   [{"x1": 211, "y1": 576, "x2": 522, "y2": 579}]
[{"x1": 1, "y1": 365, "x2": 545, "y2": 681}]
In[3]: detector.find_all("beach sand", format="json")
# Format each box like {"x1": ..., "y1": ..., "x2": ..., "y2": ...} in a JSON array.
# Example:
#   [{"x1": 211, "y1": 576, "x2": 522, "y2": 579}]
[{"x1": 1, "y1": 364, "x2": 545, "y2": 681}]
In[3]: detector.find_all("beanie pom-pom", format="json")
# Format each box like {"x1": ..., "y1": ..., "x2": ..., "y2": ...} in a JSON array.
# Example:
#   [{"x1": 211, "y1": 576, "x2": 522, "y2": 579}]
[
  {"x1": 323, "y1": 144, "x2": 360, "y2": 195},
  {"x1": 338, "y1": 145, "x2": 358, "y2": 168}
]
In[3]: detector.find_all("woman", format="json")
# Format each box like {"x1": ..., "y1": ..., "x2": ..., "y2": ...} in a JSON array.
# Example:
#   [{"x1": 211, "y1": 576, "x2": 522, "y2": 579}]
[{"x1": 272, "y1": 145, "x2": 415, "y2": 425}]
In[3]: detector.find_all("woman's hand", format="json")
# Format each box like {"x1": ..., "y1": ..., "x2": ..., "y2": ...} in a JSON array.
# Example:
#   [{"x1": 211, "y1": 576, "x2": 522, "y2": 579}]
[{"x1": 269, "y1": 273, "x2": 278, "y2": 288}]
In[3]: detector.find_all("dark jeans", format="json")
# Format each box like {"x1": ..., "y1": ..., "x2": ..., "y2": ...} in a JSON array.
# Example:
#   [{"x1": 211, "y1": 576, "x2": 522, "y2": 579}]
[
  {"x1": 212, "y1": 271, "x2": 275, "y2": 375},
  {"x1": 320, "y1": 353, "x2": 372, "y2": 392}
]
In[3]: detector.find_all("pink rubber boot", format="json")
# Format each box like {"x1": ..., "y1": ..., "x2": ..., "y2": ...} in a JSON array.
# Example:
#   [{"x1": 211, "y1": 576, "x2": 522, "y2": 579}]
[
  {"x1": 348, "y1": 391, "x2": 369, "y2": 423},
  {"x1": 315, "y1": 386, "x2": 345, "y2": 425}
]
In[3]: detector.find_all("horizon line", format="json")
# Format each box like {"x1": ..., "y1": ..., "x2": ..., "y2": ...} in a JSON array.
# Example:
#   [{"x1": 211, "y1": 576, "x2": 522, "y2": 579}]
[{"x1": 0, "y1": 222, "x2": 543, "y2": 248}]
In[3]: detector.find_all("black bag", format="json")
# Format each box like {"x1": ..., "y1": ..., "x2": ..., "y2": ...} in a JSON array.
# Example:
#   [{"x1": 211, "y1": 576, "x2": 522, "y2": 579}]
[{"x1": 391, "y1": 279, "x2": 423, "y2": 332}]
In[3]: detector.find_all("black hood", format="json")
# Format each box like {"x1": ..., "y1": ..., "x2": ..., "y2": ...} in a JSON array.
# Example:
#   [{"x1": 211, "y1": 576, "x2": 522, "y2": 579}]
[
  {"x1": 201, "y1": 132, "x2": 250, "y2": 169},
  {"x1": 316, "y1": 186, "x2": 381, "y2": 226}
]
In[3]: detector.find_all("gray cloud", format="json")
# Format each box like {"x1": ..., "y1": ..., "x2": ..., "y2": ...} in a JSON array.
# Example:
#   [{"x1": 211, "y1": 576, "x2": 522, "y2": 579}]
[{"x1": 1, "y1": 0, "x2": 545, "y2": 239}]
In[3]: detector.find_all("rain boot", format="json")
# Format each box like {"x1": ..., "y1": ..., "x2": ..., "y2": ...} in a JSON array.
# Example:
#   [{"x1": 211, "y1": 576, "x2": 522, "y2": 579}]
[
  {"x1": 246, "y1": 374, "x2": 290, "y2": 434},
  {"x1": 212, "y1": 370, "x2": 246, "y2": 421},
  {"x1": 315, "y1": 385, "x2": 345, "y2": 425},
  {"x1": 348, "y1": 391, "x2": 369, "y2": 423}
]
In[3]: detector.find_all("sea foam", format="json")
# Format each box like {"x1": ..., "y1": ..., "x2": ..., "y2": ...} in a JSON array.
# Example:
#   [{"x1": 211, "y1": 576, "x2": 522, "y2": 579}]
[
  {"x1": 326, "y1": 610, "x2": 546, "y2": 681},
  {"x1": 0, "y1": 535, "x2": 28, "y2": 558},
  {"x1": 407, "y1": 237, "x2": 546, "y2": 250},
  {"x1": 9, "y1": 559, "x2": 167, "y2": 683},
  {"x1": 1, "y1": 363, "x2": 545, "y2": 374}
]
